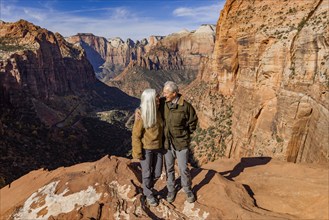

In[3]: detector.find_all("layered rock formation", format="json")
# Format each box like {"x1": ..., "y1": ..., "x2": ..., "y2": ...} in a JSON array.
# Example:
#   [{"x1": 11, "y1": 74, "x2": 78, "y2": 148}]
[
  {"x1": 0, "y1": 20, "x2": 139, "y2": 187},
  {"x1": 186, "y1": 0, "x2": 328, "y2": 164},
  {"x1": 4, "y1": 155, "x2": 327, "y2": 219},
  {"x1": 66, "y1": 33, "x2": 164, "y2": 80},
  {"x1": 67, "y1": 25, "x2": 216, "y2": 97},
  {"x1": 0, "y1": 20, "x2": 96, "y2": 103}
]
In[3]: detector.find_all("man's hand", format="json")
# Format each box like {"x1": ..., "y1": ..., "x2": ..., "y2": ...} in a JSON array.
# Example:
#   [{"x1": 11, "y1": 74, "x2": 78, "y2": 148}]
[{"x1": 135, "y1": 108, "x2": 141, "y2": 121}]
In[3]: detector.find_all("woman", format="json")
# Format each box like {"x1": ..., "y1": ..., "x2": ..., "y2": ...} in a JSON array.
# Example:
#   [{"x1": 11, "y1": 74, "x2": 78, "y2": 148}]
[{"x1": 132, "y1": 89, "x2": 163, "y2": 207}]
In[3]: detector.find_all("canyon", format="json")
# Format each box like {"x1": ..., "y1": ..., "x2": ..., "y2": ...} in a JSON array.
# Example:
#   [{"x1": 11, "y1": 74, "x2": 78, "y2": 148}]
[
  {"x1": 0, "y1": 0, "x2": 328, "y2": 218},
  {"x1": 0, "y1": 20, "x2": 139, "y2": 187},
  {"x1": 67, "y1": 24, "x2": 216, "y2": 97}
]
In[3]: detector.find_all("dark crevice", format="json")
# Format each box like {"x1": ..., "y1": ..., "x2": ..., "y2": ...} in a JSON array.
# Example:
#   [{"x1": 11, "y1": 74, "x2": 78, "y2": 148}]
[
  {"x1": 242, "y1": 184, "x2": 270, "y2": 211},
  {"x1": 96, "y1": 203, "x2": 104, "y2": 220}
]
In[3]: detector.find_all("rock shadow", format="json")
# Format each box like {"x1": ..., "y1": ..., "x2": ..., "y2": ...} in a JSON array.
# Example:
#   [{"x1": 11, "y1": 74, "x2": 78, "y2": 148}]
[
  {"x1": 192, "y1": 169, "x2": 216, "y2": 197},
  {"x1": 220, "y1": 157, "x2": 272, "y2": 180}
]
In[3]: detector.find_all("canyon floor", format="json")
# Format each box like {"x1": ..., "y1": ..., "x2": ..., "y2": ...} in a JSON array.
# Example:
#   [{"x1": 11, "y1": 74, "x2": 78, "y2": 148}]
[{"x1": 0, "y1": 156, "x2": 328, "y2": 219}]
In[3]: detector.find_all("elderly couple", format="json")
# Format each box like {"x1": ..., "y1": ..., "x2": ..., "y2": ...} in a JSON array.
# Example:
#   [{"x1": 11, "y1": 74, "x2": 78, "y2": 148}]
[{"x1": 132, "y1": 81, "x2": 198, "y2": 207}]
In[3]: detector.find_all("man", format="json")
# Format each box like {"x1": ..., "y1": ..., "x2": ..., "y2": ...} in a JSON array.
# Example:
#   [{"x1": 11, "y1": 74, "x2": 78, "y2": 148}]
[{"x1": 160, "y1": 81, "x2": 198, "y2": 203}]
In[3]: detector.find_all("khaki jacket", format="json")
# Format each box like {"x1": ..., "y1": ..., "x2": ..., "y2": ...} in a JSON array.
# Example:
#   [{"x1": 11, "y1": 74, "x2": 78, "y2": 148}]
[
  {"x1": 131, "y1": 110, "x2": 163, "y2": 159},
  {"x1": 160, "y1": 95, "x2": 198, "y2": 150}
]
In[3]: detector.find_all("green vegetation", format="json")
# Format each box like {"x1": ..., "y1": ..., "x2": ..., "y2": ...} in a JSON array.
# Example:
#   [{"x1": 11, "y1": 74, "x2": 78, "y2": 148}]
[
  {"x1": 0, "y1": 37, "x2": 27, "y2": 52},
  {"x1": 297, "y1": 18, "x2": 307, "y2": 31},
  {"x1": 190, "y1": 91, "x2": 233, "y2": 166},
  {"x1": 276, "y1": 135, "x2": 284, "y2": 143}
]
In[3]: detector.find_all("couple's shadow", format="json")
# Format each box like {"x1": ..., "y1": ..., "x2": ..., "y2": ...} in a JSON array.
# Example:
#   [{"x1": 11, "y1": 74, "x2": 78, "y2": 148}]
[{"x1": 129, "y1": 156, "x2": 271, "y2": 199}]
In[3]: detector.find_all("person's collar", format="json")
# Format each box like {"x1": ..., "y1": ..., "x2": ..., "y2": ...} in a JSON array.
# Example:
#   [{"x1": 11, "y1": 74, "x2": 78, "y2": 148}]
[
  {"x1": 175, "y1": 94, "x2": 184, "y2": 106},
  {"x1": 172, "y1": 96, "x2": 179, "y2": 104}
]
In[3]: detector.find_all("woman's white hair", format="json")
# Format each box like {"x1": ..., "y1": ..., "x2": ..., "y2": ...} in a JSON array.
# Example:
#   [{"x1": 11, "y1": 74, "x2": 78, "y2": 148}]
[
  {"x1": 164, "y1": 81, "x2": 179, "y2": 93},
  {"x1": 140, "y1": 88, "x2": 157, "y2": 128}
]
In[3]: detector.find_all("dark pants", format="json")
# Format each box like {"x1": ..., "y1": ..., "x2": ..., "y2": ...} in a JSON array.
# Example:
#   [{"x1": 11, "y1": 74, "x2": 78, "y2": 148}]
[{"x1": 140, "y1": 149, "x2": 163, "y2": 198}]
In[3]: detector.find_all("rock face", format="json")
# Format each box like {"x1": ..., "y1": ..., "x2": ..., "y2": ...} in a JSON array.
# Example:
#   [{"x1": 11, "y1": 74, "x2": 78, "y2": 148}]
[
  {"x1": 66, "y1": 33, "x2": 108, "y2": 76},
  {"x1": 67, "y1": 25, "x2": 216, "y2": 97},
  {"x1": 66, "y1": 33, "x2": 165, "y2": 80},
  {"x1": 186, "y1": 0, "x2": 328, "y2": 164},
  {"x1": 0, "y1": 20, "x2": 96, "y2": 104},
  {"x1": 0, "y1": 20, "x2": 139, "y2": 187},
  {"x1": 3, "y1": 155, "x2": 321, "y2": 219}
]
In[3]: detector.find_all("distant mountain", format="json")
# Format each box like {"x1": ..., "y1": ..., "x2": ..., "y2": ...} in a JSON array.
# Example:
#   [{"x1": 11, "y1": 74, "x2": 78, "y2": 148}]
[
  {"x1": 0, "y1": 20, "x2": 139, "y2": 187},
  {"x1": 67, "y1": 24, "x2": 216, "y2": 97}
]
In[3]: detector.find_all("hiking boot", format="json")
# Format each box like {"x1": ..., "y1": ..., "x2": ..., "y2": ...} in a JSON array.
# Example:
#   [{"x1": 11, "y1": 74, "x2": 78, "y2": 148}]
[
  {"x1": 146, "y1": 196, "x2": 158, "y2": 207},
  {"x1": 166, "y1": 191, "x2": 176, "y2": 203},
  {"x1": 186, "y1": 192, "x2": 196, "y2": 203}
]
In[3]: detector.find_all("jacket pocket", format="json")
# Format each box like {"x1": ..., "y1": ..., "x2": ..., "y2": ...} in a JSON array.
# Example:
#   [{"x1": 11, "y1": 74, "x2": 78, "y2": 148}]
[{"x1": 171, "y1": 111, "x2": 186, "y2": 126}]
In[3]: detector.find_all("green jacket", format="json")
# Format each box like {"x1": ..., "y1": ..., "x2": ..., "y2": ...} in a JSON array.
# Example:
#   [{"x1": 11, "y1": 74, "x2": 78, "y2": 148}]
[
  {"x1": 131, "y1": 110, "x2": 163, "y2": 159},
  {"x1": 160, "y1": 95, "x2": 198, "y2": 150}
]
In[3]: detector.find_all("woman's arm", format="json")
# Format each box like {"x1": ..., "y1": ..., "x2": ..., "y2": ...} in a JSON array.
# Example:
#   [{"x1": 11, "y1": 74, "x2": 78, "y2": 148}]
[{"x1": 132, "y1": 117, "x2": 144, "y2": 159}]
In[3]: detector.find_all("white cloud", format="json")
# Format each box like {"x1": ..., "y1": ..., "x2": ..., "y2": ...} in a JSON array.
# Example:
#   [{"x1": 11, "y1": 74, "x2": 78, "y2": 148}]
[
  {"x1": 173, "y1": 3, "x2": 224, "y2": 22},
  {"x1": 23, "y1": 8, "x2": 46, "y2": 21}
]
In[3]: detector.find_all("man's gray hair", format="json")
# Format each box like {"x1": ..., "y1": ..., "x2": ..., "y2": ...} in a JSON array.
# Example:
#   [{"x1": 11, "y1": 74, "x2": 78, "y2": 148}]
[{"x1": 164, "y1": 81, "x2": 179, "y2": 93}]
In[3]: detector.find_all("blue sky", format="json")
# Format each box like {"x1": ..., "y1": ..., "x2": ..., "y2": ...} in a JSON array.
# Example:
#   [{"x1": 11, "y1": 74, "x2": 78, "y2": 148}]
[{"x1": 0, "y1": 0, "x2": 225, "y2": 41}]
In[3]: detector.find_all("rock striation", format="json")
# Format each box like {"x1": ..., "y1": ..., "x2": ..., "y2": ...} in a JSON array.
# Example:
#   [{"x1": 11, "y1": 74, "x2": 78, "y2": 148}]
[{"x1": 185, "y1": 0, "x2": 328, "y2": 164}]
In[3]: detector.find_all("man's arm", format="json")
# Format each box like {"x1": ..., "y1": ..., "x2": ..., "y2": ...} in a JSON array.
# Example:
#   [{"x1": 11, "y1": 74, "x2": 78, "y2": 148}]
[
  {"x1": 187, "y1": 103, "x2": 198, "y2": 134},
  {"x1": 135, "y1": 108, "x2": 141, "y2": 120}
]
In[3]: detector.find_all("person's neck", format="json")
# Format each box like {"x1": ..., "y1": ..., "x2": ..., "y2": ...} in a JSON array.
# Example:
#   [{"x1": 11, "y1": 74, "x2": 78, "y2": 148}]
[{"x1": 172, "y1": 96, "x2": 179, "y2": 104}]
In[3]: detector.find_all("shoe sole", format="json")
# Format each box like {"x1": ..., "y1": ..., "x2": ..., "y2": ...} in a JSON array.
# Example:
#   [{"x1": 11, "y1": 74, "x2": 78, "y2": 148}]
[{"x1": 167, "y1": 196, "x2": 176, "y2": 203}]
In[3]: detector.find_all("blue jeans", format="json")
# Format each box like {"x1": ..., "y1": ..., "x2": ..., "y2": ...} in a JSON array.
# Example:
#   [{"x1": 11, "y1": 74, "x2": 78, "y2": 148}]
[
  {"x1": 164, "y1": 147, "x2": 192, "y2": 194},
  {"x1": 140, "y1": 149, "x2": 163, "y2": 198}
]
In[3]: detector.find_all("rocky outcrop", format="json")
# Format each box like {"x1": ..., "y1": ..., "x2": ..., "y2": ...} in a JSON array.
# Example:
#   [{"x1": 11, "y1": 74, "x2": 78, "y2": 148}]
[
  {"x1": 204, "y1": 157, "x2": 329, "y2": 220},
  {"x1": 185, "y1": 0, "x2": 328, "y2": 164},
  {"x1": 2, "y1": 155, "x2": 317, "y2": 219},
  {"x1": 0, "y1": 20, "x2": 96, "y2": 104}
]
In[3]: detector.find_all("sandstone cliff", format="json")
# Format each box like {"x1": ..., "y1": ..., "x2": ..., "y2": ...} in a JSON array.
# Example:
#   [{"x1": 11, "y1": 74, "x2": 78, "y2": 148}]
[
  {"x1": 66, "y1": 33, "x2": 108, "y2": 76},
  {"x1": 66, "y1": 33, "x2": 164, "y2": 80},
  {"x1": 2, "y1": 155, "x2": 327, "y2": 219},
  {"x1": 185, "y1": 0, "x2": 328, "y2": 164},
  {"x1": 0, "y1": 20, "x2": 96, "y2": 103},
  {"x1": 0, "y1": 20, "x2": 139, "y2": 187}
]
